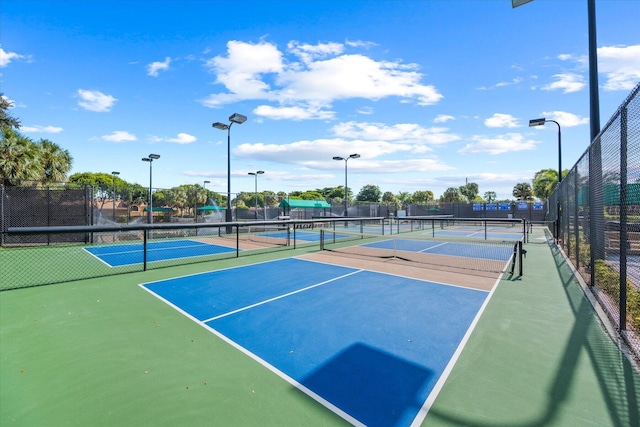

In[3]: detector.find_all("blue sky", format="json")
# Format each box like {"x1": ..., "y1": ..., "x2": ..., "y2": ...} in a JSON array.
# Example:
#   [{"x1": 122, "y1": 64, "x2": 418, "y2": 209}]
[{"x1": 1, "y1": 0, "x2": 639, "y2": 200}]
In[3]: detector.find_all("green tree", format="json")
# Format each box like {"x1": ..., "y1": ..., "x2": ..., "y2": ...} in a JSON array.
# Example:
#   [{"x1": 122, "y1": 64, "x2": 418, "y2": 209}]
[
  {"x1": 532, "y1": 169, "x2": 559, "y2": 200},
  {"x1": 381, "y1": 191, "x2": 396, "y2": 204},
  {"x1": 300, "y1": 190, "x2": 324, "y2": 200},
  {"x1": 396, "y1": 192, "x2": 413, "y2": 206},
  {"x1": 440, "y1": 187, "x2": 465, "y2": 202},
  {"x1": 37, "y1": 138, "x2": 73, "y2": 183},
  {"x1": 0, "y1": 128, "x2": 42, "y2": 185},
  {"x1": 459, "y1": 182, "x2": 479, "y2": 201},
  {"x1": 357, "y1": 184, "x2": 381, "y2": 202},
  {"x1": 412, "y1": 190, "x2": 434, "y2": 204},
  {"x1": 0, "y1": 94, "x2": 21, "y2": 130},
  {"x1": 513, "y1": 182, "x2": 534, "y2": 201},
  {"x1": 483, "y1": 191, "x2": 497, "y2": 202}
]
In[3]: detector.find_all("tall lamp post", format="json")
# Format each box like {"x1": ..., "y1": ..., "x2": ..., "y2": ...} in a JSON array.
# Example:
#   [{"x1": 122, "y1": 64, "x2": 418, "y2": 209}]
[
  {"x1": 529, "y1": 118, "x2": 561, "y2": 183},
  {"x1": 141, "y1": 154, "x2": 160, "y2": 224},
  {"x1": 111, "y1": 171, "x2": 120, "y2": 222},
  {"x1": 530, "y1": 118, "x2": 562, "y2": 242},
  {"x1": 248, "y1": 171, "x2": 264, "y2": 220},
  {"x1": 213, "y1": 113, "x2": 247, "y2": 230},
  {"x1": 332, "y1": 153, "x2": 360, "y2": 217}
]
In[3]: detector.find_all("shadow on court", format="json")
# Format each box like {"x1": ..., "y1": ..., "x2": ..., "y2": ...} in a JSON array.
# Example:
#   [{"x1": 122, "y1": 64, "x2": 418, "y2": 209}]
[
  {"x1": 425, "y1": 233, "x2": 640, "y2": 427},
  {"x1": 301, "y1": 342, "x2": 434, "y2": 427}
]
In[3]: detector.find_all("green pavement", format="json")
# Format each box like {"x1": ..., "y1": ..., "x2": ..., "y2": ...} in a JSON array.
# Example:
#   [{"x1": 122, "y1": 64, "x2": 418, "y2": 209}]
[{"x1": 1, "y1": 228, "x2": 638, "y2": 426}]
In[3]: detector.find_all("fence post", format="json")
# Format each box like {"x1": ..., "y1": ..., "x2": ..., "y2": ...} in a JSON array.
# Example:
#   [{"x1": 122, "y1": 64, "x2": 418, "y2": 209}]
[
  {"x1": 589, "y1": 136, "x2": 605, "y2": 287},
  {"x1": 143, "y1": 229, "x2": 148, "y2": 271},
  {"x1": 619, "y1": 105, "x2": 628, "y2": 330}
]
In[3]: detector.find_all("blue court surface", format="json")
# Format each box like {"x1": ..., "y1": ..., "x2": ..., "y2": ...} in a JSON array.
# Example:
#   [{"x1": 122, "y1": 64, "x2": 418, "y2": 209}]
[
  {"x1": 363, "y1": 239, "x2": 514, "y2": 261},
  {"x1": 432, "y1": 229, "x2": 523, "y2": 240},
  {"x1": 84, "y1": 239, "x2": 236, "y2": 267},
  {"x1": 141, "y1": 258, "x2": 491, "y2": 427}
]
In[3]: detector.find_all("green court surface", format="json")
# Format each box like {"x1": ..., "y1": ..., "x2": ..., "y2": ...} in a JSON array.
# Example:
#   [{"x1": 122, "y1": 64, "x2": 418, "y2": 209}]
[{"x1": 1, "y1": 227, "x2": 638, "y2": 426}]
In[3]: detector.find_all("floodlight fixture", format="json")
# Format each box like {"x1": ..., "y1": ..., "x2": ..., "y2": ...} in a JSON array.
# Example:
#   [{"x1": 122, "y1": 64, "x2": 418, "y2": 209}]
[
  {"x1": 333, "y1": 153, "x2": 360, "y2": 218},
  {"x1": 229, "y1": 113, "x2": 247, "y2": 124},
  {"x1": 512, "y1": 0, "x2": 534, "y2": 8},
  {"x1": 212, "y1": 112, "x2": 247, "y2": 227},
  {"x1": 141, "y1": 154, "x2": 160, "y2": 224},
  {"x1": 248, "y1": 170, "x2": 265, "y2": 219},
  {"x1": 529, "y1": 118, "x2": 546, "y2": 127}
]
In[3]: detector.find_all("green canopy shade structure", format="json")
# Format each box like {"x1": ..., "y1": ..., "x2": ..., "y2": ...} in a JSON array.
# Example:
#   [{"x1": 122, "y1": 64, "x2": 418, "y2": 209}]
[
  {"x1": 278, "y1": 199, "x2": 331, "y2": 209},
  {"x1": 197, "y1": 205, "x2": 226, "y2": 211}
]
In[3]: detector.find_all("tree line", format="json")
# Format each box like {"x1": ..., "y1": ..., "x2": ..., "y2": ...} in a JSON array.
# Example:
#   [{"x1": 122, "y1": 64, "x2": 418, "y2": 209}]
[{"x1": 2, "y1": 93, "x2": 561, "y2": 211}]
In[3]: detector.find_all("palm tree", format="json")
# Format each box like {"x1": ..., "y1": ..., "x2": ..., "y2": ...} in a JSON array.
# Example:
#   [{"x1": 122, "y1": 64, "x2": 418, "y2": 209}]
[
  {"x1": 532, "y1": 169, "x2": 559, "y2": 200},
  {"x1": 37, "y1": 138, "x2": 73, "y2": 183},
  {"x1": 513, "y1": 182, "x2": 534, "y2": 201},
  {"x1": 0, "y1": 128, "x2": 42, "y2": 185},
  {"x1": 0, "y1": 93, "x2": 21, "y2": 130}
]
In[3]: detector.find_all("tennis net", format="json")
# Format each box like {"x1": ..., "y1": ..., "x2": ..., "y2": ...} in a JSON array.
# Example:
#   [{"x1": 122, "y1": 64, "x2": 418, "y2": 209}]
[{"x1": 319, "y1": 228, "x2": 524, "y2": 276}]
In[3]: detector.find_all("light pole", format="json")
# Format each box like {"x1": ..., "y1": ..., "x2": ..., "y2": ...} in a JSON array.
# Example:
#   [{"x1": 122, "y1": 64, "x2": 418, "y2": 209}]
[
  {"x1": 111, "y1": 171, "x2": 119, "y2": 222},
  {"x1": 141, "y1": 154, "x2": 160, "y2": 224},
  {"x1": 530, "y1": 118, "x2": 562, "y2": 242},
  {"x1": 529, "y1": 118, "x2": 561, "y2": 183},
  {"x1": 333, "y1": 153, "x2": 360, "y2": 217},
  {"x1": 248, "y1": 171, "x2": 264, "y2": 220},
  {"x1": 213, "y1": 113, "x2": 247, "y2": 230},
  {"x1": 203, "y1": 180, "x2": 210, "y2": 205}
]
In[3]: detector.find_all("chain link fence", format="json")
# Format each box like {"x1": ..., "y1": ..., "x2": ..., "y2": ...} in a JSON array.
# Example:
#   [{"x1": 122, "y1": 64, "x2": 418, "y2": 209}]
[{"x1": 549, "y1": 82, "x2": 640, "y2": 362}]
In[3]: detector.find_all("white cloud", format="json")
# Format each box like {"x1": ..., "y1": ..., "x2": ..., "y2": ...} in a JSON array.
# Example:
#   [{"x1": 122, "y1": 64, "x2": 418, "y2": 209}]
[
  {"x1": 234, "y1": 138, "x2": 414, "y2": 164},
  {"x1": 598, "y1": 44, "x2": 640, "y2": 91},
  {"x1": 287, "y1": 40, "x2": 344, "y2": 64},
  {"x1": 102, "y1": 131, "x2": 137, "y2": 142},
  {"x1": 458, "y1": 133, "x2": 538, "y2": 155},
  {"x1": 331, "y1": 121, "x2": 459, "y2": 145},
  {"x1": 201, "y1": 39, "x2": 443, "y2": 116},
  {"x1": 434, "y1": 114, "x2": 455, "y2": 123},
  {"x1": 150, "y1": 133, "x2": 197, "y2": 144},
  {"x1": 0, "y1": 47, "x2": 25, "y2": 67},
  {"x1": 147, "y1": 57, "x2": 171, "y2": 77},
  {"x1": 253, "y1": 104, "x2": 335, "y2": 120},
  {"x1": 21, "y1": 125, "x2": 64, "y2": 133},
  {"x1": 542, "y1": 73, "x2": 585, "y2": 93},
  {"x1": 203, "y1": 40, "x2": 284, "y2": 106},
  {"x1": 167, "y1": 133, "x2": 196, "y2": 144},
  {"x1": 541, "y1": 111, "x2": 589, "y2": 127},
  {"x1": 77, "y1": 89, "x2": 117, "y2": 112},
  {"x1": 484, "y1": 113, "x2": 519, "y2": 128}
]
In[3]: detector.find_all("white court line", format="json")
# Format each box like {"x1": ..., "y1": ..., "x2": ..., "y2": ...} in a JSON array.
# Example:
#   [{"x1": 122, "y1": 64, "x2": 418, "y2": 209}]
[
  {"x1": 201, "y1": 269, "x2": 363, "y2": 323},
  {"x1": 410, "y1": 268, "x2": 506, "y2": 426}
]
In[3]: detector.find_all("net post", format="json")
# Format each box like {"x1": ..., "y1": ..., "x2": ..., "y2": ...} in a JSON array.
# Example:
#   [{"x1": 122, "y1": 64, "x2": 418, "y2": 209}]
[
  {"x1": 320, "y1": 229, "x2": 324, "y2": 250},
  {"x1": 484, "y1": 220, "x2": 488, "y2": 240},
  {"x1": 519, "y1": 240, "x2": 524, "y2": 276},
  {"x1": 236, "y1": 224, "x2": 240, "y2": 257},
  {"x1": 143, "y1": 228, "x2": 148, "y2": 271},
  {"x1": 293, "y1": 225, "x2": 296, "y2": 249}
]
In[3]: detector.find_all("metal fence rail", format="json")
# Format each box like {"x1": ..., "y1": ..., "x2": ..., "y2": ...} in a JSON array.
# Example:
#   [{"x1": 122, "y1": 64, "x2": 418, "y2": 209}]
[{"x1": 548, "y1": 82, "x2": 640, "y2": 362}]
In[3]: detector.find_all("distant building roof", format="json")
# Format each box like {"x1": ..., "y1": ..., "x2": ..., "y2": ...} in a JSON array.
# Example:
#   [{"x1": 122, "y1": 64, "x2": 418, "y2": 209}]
[{"x1": 278, "y1": 199, "x2": 331, "y2": 209}]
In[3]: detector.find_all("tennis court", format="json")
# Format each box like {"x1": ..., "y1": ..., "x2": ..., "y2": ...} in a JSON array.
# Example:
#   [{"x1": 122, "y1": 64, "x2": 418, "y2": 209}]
[
  {"x1": 2, "y1": 225, "x2": 639, "y2": 426},
  {"x1": 142, "y1": 257, "x2": 494, "y2": 427},
  {"x1": 84, "y1": 239, "x2": 237, "y2": 267}
]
